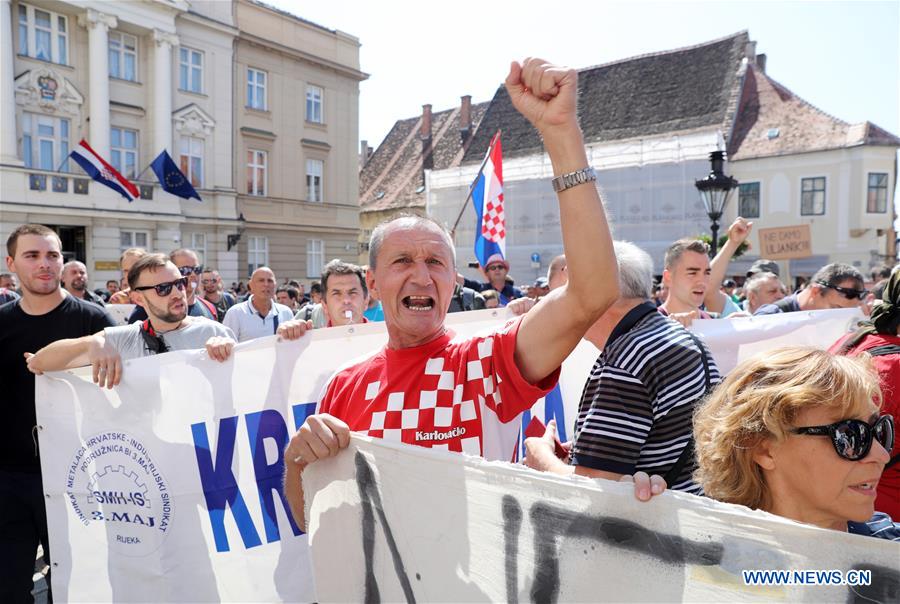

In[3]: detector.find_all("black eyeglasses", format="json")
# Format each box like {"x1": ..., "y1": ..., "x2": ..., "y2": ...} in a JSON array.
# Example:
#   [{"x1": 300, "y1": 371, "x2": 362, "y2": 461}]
[
  {"x1": 178, "y1": 265, "x2": 204, "y2": 277},
  {"x1": 792, "y1": 415, "x2": 894, "y2": 461},
  {"x1": 133, "y1": 277, "x2": 188, "y2": 297},
  {"x1": 486, "y1": 264, "x2": 506, "y2": 271},
  {"x1": 816, "y1": 281, "x2": 868, "y2": 300}
]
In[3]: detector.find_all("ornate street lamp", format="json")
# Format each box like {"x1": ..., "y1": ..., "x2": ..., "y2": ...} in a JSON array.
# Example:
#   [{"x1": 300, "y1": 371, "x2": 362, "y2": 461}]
[{"x1": 695, "y1": 150, "x2": 738, "y2": 256}]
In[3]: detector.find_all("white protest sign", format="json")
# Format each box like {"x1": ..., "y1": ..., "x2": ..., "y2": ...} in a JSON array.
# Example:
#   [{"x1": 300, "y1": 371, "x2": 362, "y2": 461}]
[
  {"x1": 35, "y1": 308, "x2": 864, "y2": 601},
  {"x1": 36, "y1": 310, "x2": 525, "y2": 602},
  {"x1": 691, "y1": 307, "x2": 863, "y2": 374},
  {"x1": 305, "y1": 436, "x2": 899, "y2": 603}
]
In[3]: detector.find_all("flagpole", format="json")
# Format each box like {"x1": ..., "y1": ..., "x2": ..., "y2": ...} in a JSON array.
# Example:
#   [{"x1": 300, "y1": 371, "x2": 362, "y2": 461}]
[
  {"x1": 449, "y1": 130, "x2": 501, "y2": 240},
  {"x1": 54, "y1": 154, "x2": 70, "y2": 173},
  {"x1": 135, "y1": 163, "x2": 153, "y2": 182}
]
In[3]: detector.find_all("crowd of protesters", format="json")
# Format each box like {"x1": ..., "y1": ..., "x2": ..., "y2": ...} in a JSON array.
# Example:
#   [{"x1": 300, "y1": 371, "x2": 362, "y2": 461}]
[{"x1": 1, "y1": 57, "x2": 898, "y2": 604}]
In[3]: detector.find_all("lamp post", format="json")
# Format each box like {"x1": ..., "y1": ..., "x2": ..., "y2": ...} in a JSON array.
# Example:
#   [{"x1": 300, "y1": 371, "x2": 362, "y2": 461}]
[{"x1": 695, "y1": 150, "x2": 738, "y2": 256}]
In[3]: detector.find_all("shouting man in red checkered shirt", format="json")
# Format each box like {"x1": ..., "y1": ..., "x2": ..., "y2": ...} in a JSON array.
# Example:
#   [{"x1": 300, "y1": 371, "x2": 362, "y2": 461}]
[{"x1": 284, "y1": 59, "x2": 624, "y2": 529}]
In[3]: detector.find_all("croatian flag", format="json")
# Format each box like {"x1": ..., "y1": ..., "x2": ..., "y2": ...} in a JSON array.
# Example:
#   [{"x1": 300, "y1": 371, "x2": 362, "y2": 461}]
[
  {"x1": 69, "y1": 139, "x2": 140, "y2": 202},
  {"x1": 471, "y1": 131, "x2": 505, "y2": 267}
]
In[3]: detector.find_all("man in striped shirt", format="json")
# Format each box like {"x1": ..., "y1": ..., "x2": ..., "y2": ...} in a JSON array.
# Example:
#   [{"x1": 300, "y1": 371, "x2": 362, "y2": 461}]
[{"x1": 525, "y1": 241, "x2": 720, "y2": 494}]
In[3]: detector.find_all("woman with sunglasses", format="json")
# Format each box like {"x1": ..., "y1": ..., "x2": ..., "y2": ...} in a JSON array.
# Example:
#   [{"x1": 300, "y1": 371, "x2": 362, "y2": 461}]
[
  {"x1": 693, "y1": 347, "x2": 898, "y2": 539},
  {"x1": 830, "y1": 268, "x2": 900, "y2": 519}
]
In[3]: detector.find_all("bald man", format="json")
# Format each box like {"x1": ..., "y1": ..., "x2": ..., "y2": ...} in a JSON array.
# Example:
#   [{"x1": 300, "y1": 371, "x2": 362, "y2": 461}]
[
  {"x1": 547, "y1": 254, "x2": 567, "y2": 290},
  {"x1": 222, "y1": 267, "x2": 295, "y2": 341},
  {"x1": 61, "y1": 260, "x2": 106, "y2": 306}
]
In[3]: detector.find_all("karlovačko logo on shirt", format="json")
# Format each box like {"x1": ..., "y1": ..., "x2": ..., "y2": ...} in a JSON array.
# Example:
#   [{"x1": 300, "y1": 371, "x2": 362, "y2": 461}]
[{"x1": 65, "y1": 431, "x2": 173, "y2": 555}]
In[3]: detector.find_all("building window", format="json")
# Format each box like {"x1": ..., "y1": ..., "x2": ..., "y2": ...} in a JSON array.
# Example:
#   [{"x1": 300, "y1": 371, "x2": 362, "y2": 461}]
[
  {"x1": 110, "y1": 127, "x2": 138, "y2": 179},
  {"x1": 179, "y1": 136, "x2": 204, "y2": 188},
  {"x1": 120, "y1": 230, "x2": 150, "y2": 251},
  {"x1": 306, "y1": 159, "x2": 323, "y2": 202},
  {"x1": 306, "y1": 85, "x2": 323, "y2": 123},
  {"x1": 246, "y1": 149, "x2": 267, "y2": 196},
  {"x1": 800, "y1": 177, "x2": 826, "y2": 216},
  {"x1": 247, "y1": 68, "x2": 267, "y2": 110},
  {"x1": 108, "y1": 31, "x2": 137, "y2": 81},
  {"x1": 306, "y1": 239, "x2": 324, "y2": 278},
  {"x1": 18, "y1": 4, "x2": 68, "y2": 65},
  {"x1": 22, "y1": 113, "x2": 69, "y2": 172},
  {"x1": 738, "y1": 182, "x2": 760, "y2": 219},
  {"x1": 867, "y1": 173, "x2": 888, "y2": 214},
  {"x1": 179, "y1": 47, "x2": 203, "y2": 93},
  {"x1": 248, "y1": 236, "x2": 268, "y2": 275},
  {"x1": 190, "y1": 233, "x2": 206, "y2": 266}
]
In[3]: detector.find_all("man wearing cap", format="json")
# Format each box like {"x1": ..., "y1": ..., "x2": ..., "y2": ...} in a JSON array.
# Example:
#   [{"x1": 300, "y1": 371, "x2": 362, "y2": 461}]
[
  {"x1": 533, "y1": 276, "x2": 550, "y2": 298},
  {"x1": 458, "y1": 253, "x2": 523, "y2": 306},
  {"x1": 747, "y1": 258, "x2": 781, "y2": 279},
  {"x1": 754, "y1": 262, "x2": 867, "y2": 315}
]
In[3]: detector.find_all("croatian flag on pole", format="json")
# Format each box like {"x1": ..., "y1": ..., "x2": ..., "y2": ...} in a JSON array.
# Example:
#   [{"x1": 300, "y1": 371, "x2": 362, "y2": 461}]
[
  {"x1": 69, "y1": 139, "x2": 140, "y2": 202},
  {"x1": 471, "y1": 131, "x2": 505, "y2": 267}
]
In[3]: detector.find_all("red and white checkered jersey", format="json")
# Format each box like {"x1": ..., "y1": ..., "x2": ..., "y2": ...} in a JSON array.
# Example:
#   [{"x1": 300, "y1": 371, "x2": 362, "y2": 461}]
[{"x1": 318, "y1": 316, "x2": 560, "y2": 461}]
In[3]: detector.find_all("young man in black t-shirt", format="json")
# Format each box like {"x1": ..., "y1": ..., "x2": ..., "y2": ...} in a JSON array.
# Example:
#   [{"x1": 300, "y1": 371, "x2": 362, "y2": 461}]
[{"x1": 0, "y1": 224, "x2": 113, "y2": 603}]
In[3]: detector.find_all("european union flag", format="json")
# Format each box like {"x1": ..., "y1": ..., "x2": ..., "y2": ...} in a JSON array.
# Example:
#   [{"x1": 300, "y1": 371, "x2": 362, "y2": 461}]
[{"x1": 150, "y1": 150, "x2": 201, "y2": 201}]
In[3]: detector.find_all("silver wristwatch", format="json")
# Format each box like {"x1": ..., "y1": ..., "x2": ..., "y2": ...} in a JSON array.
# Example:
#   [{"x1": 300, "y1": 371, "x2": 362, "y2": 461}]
[{"x1": 551, "y1": 167, "x2": 597, "y2": 193}]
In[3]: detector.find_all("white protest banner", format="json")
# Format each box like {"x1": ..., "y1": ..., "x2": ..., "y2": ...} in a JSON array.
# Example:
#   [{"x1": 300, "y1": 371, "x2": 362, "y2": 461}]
[
  {"x1": 35, "y1": 307, "x2": 865, "y2": 601},
  {"x1": 305, "y1": 435, "x2": 899, "y2": 603},
  {"x1": 104, "y1": 303, "x2": 135, "y2": 325},
  {"x1": 36, "y1": 310, "x2": 539, "y2": 602},
  {"x1": 691, "y1": 307, "x2": 863, "y2": 374}
]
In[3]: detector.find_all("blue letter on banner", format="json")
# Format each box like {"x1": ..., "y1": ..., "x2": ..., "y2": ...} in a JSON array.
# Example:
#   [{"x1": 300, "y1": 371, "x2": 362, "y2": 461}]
[
  {"x1": 191, "y1": 417, "x2": 262, "y2": 552},
  {"x1": 245, "y1": 409, "x2": 302, "y2": 542}
]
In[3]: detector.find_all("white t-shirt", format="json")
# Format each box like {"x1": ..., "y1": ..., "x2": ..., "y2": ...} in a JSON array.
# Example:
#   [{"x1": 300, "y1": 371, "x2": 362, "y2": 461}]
[{"x1": 103, "y1": 317, "x2": 235, "y2": 361}]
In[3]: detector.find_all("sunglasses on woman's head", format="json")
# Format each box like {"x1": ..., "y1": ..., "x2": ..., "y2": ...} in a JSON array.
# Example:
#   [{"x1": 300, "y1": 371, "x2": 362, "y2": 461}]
[
  {"x1": 133, "y1": 277, "x2": 188, "y2": 297},
  {"x1": 792, "y1": 415, "x2": 894, "y2": 461}
]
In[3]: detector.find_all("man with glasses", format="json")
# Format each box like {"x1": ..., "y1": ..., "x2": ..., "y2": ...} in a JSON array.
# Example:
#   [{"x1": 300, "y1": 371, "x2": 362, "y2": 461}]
[
  {"x1": 754, "y1": 262, "x2": 867, "y2": 315},
  {"x1": 26, "y1": 254, "x2": 237, "y2": 386},
  {"x1": 201, "y1": 268, "x2": 236, "y2": 322},
  {"x1": 457, "y1": 253, "x2": 523, "y2": 306},
  {"x1": 127, "y1": 248, "x2": 218, "y2": 323}
]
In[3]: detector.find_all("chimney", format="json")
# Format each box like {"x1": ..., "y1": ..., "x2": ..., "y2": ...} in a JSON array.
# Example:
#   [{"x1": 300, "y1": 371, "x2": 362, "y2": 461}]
[
  {"x1": 359, "y1": 140, "x2": 373, "y2": 169},
  {"x1": 755, "y1": 53, "x2": 767, "y2": 73},
  {"x1": 420, "y1": 104, "x2": 432, "y2": 140},
  {"x1": 420, "y1": 104, "x2": 433, "y2": 178},
  {"x1": 459, "y1": 95, "x2": 472, "y2": 144},
  {"x1": 744, "y1": 40, "x2": 757, "y2": 62}
]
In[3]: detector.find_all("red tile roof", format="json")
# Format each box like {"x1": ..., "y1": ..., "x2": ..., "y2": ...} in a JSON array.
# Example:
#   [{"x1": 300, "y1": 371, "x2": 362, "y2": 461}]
[
  {"x1": 359, "y1": 101, "x2": 489, "y2": 213},
  {"x1": 729, "y1": 64, "x2": 900, "y2": 160}
]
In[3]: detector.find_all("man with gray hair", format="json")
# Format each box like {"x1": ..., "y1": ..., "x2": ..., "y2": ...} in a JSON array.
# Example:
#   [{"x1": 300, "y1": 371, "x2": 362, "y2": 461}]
[
  {"x1": 525, "y1": 240, "x2": 720, "y2": 495},
  {"x1": 743, "y1": 271, "x2": 785, "y2": 314},
  {"x1": 283, "y1": 58, "x2": 673, "y2": 531},
  {"x1": 755, "y1": 262, "x2": 867, "y2": 315}
]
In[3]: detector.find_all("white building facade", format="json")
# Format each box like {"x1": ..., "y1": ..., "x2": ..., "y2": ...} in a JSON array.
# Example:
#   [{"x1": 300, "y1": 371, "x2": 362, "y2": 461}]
[{"x1": 0, "y1": 0, "x2": 240, "y2": 286}]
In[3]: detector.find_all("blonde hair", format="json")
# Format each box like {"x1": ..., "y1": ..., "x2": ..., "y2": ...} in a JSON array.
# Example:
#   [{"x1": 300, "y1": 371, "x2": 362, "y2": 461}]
[{"x1": 693, "y1": 347, "x2": 880, "y2": 511}]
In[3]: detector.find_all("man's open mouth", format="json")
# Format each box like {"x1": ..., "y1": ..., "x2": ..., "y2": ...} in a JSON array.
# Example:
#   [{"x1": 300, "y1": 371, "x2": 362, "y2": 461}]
[{"x1": 402, "y1": 296, "x2": 434, "y2": 311}]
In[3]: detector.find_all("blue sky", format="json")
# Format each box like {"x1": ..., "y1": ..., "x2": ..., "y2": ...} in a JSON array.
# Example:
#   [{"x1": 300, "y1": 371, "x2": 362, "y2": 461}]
[{"x1": 267, "y1": 0, "x2": 898, "y2": 149}]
